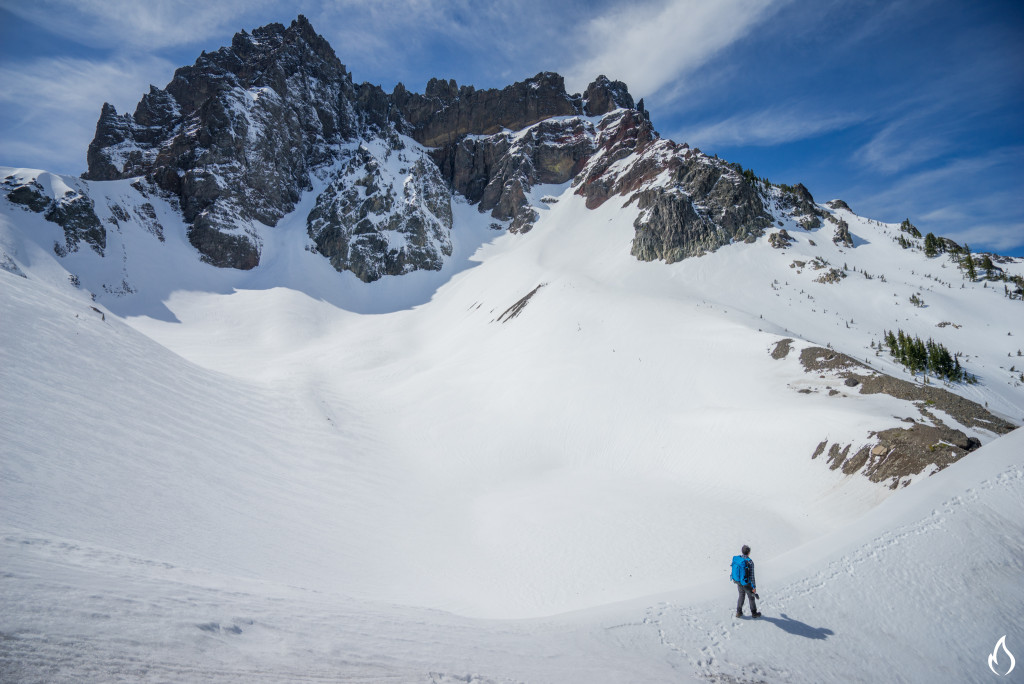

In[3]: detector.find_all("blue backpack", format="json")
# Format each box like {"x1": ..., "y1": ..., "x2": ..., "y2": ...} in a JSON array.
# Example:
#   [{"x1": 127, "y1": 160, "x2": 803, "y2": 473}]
[{"x1": 731, "y1": 555, "x2": 750, "y2": 584}]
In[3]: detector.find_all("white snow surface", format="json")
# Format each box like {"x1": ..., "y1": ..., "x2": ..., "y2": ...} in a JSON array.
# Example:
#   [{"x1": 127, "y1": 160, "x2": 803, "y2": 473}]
[{"x1": 2, "y1": 163, "x2": 1023, "y2": 682}]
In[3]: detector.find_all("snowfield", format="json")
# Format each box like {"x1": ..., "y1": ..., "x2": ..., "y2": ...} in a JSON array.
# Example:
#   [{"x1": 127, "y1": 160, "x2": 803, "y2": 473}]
[{"x1": 2, "y1": 164, "x2": 1023, "y2": 682}]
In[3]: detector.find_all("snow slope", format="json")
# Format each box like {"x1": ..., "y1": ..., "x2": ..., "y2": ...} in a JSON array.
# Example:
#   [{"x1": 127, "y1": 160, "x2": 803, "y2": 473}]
[
  {"x1": 2, "y1": 162, "x2": 1023, "y2": 681},
  {"x1": 2, "y1": 404, "x2": 1020, "y2": 682}
]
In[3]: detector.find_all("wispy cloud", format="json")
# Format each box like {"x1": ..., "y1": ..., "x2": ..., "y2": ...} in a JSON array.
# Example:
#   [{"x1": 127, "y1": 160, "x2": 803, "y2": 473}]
[
  {"x1": 864, "y1": 148, "x2": 1020, "y2": 207},
  {"x1": 853, "y1": 147, "x2": 1024, "y2": 254},
  {"x1": 1, "y1": 0, "x2": 275, "y2": 51},
  {"x1": 673, "y1": 105, "x2": 866, "y2": 149},
  {"x1": 562, "y1": 0, "x2": 790, "y2": 97},
  {"x1": 307, "y1": 1, "x2": 544, "y2": 85},
  {"x1": 943, "y1": 222, "x2": 1024, "y2": 254},
  {"x1": 0, "y1": 55, "x2": 174, "y2": 115},
  {"x1": 0, "y1": 55, "x2": 176, "y2": 173},
  {"x1": 854, "y1": 113, "x2": 949, "y2": 175}
]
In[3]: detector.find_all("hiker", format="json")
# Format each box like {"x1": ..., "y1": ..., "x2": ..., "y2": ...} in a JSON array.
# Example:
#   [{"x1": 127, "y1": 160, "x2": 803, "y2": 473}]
[{"x1": 731, "y1": 545, "x2": 761, "y2": 618}]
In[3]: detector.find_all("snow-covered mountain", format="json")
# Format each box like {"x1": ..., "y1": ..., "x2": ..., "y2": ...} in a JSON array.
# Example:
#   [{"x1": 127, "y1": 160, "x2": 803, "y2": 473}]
[{"x1": 2, "y1": 15, "x2": 1023, "y2": 683}]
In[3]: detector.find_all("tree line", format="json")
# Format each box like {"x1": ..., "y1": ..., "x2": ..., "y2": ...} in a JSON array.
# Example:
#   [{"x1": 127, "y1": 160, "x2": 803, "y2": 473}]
[{"x1": 881, "y1": 329, "x2": 975, "y2": 383}]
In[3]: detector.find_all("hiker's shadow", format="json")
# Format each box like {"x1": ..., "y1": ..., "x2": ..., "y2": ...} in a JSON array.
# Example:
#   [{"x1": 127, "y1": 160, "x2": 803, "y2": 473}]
[{"x1": 762, "y1": 613, "x2": 834, "y2": 640}]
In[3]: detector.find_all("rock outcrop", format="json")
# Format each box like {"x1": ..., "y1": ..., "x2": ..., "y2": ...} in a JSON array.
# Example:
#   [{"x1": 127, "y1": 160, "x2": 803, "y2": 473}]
[
  {"x1": 81, "y1": 14, "x2": 648, "y2": 275},
  {"x1": 776, "y1": 183, "x2": 824, "y2": 230},
  {"x1": 569, "y1": 109, "x2": 771, "y2": 262},
  {"x1": 306, "y1": 143, "x2": 452, "y2": 282},
  {"x1": 769, "y1": 229, "x2": 794, "y2": 249},
  {"x1": 78, "y1": 14, "x2": 815, "y2": 280},
  {"x1": 430, "y1": 116, "x2": 598, "y2": 233},
  {"x1": 798, "y1": 345, "x2": 1016, "y2": 488},
  {"x1": 84, "y1": 16, "x2": 359, "y2": 270},
  {"x1": 3, "y1": 173, "x2": 105, "y2": 256},
  {"x1": 833, "y1": 218, "x2": 854, "y2": 248}
]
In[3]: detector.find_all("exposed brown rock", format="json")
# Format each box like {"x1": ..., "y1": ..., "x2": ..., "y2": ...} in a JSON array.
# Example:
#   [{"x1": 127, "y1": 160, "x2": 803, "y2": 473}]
[
  {"x1": 771, "y1": 338, "x2": 794, "y2": 360},
  {"x1": 769, "y1": 230, "x2": 794, "y2": 249},
  {"x1": 796, "y1": 345, "x2": 1017, "y2": 487}
]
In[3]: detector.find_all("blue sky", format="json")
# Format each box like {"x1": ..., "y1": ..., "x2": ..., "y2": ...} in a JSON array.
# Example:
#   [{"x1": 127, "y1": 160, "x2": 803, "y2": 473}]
[{"x1": 2, "y1": 0, "x2": 1022, "y2": 255}]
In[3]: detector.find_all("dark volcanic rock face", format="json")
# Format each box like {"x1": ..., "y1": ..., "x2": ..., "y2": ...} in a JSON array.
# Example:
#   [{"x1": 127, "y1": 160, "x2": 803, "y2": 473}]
[
  {"x1": 3, "y1": 174, "x2": 105, "y2": 256},
  {"x1": 82, "y1": 13, "x2": 644, "y2": 273},
  {"x1": 392, "y1": 72, "x2": 580, "y2": 148},
  {"x1": 306, "y1": 144, "x2": 452, "y2": 282},
  {"x1": 401, "y1": 73, "x2": 634, "y2": 233},
  {"x1": 431, "y1": 116, "x2": 598, "y2": 233},
  {"x1": 583, "y1": 75, "x2": 635, "y2": 116},
  {"x1": 85, "y1": 16, "x2": 360, "y2": 269},
  {"x1": 391, "y1": 72, "x2": 634, "y2": 149},
  {"x1": 79, "y1": 14, "x2": 797, "y2": 278}
]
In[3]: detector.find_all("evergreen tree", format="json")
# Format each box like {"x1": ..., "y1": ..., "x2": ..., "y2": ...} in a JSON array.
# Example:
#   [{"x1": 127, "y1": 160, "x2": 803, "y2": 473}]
[
  {"x1": 963, "y1": 244, "x2": 977, "y2": 281},
  {"x1": 899, "y1": 218, "x2": 922, "y2": 238},
  {"x1": 885, "y1": 330, "x2": 898, "y2": 355},
  {"x1": 978, "y1": 254, "x2": 995, "y2": 279},
  {"x1": 883, "y1": 328, "x2": 966, "y2": 382}
]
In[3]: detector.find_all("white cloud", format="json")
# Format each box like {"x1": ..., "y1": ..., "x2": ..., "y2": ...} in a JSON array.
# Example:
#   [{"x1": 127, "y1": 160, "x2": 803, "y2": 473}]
[
  {"x1": 562, "y1": 0, "x2": 790, "y2": 97},
  {"x1": 0, "y1": 55, "x2": 175, "y2": 115},
  {"x1": 941, "y1": 222, "x2": 1024, "y2": 254},
  {"x1": 0, "y1": 55, "x2": 176, "y2": 173},
  {"x1": 0, "y1": 0, "x2": 275, "y2": 51},
  {"x1": 864, "y1": 149, "x2": 1020, "y2": 207},
  {"x1": 854, "y1": 113, "x2": 950, "y2": 175},
  {"x1": 306, "y1": 1, "x2": 581, "y2": 89},
  {"x1": 851, "y1": 148, "x2": 1024, "y2": 254},
  {"x1": 673, "y1": 105, "x2": 865, "y2": 149}
]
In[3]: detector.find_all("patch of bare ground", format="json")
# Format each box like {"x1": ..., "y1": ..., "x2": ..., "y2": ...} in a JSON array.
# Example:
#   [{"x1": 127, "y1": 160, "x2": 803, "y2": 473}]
[
  {"x1": 798, "y1": 346, "x2": 1017, "y2": 488},
  {"x1": 770, "y1": 338, "x2": 794, "y2": 360}
]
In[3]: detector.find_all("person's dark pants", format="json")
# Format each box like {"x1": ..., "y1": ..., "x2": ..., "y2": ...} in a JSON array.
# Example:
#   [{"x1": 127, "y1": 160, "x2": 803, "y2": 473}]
[{"x1": 736, "y1": 582, "x2": 757, "y2": 614}]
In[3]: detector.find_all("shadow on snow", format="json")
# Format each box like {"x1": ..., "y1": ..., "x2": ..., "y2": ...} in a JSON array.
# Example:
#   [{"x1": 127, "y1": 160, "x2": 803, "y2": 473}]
[{"x1": 761, "y1": 613, "x2": 834, "y2": 640}]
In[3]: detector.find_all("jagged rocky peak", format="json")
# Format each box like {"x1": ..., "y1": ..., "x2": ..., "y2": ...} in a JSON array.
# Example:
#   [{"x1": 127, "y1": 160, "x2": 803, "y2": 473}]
[
  {"x1": 422, "y1": 74, "x2": 642, "y2": 233},
  {"x1": 393, "y1": 72, "x2": 578, "y2": 148},
  {"x1": 79, "y1": 14, "x2": 775, "y2": 278},
  {"x1": 582, "y1": 75, "x2": 635, "y2": 116},
  {"x1": 164, "y1": 15, "x2": 349, "y2": 117},
  {"x1": 86, "y1": 15, "x2": 353, "y2": 181},
  {"x1": 392, "y1": 72, "x2": 640, "y2": 148},
  {"x1": 84, "y1": 15, "x2": 366, "y2": 270}
]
